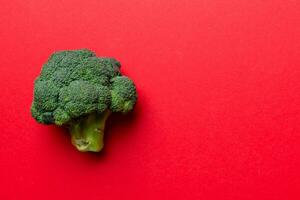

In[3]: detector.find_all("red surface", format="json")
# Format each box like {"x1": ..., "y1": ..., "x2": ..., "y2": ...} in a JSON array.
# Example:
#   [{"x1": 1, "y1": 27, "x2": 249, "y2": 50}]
[{"x1": 0, "y1": 0, "x2": 300, "y2": 199}]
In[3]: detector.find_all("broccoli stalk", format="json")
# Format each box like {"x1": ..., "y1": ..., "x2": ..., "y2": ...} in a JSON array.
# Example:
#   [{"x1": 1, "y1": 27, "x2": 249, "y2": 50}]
[{"x1": 70, "y1": 110, "x2": 111, "y2": 152}]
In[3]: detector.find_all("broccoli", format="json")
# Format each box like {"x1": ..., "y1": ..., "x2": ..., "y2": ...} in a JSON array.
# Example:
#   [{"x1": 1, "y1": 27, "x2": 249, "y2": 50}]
[{"x1": 31, "y1": 49, "x2": 137, "y2": 152}]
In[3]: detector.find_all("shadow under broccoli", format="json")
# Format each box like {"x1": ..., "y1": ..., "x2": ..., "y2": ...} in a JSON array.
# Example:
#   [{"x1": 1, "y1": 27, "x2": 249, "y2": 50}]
[{"x1": 31, "y1": 49, "x2": 137, "y2": 152}]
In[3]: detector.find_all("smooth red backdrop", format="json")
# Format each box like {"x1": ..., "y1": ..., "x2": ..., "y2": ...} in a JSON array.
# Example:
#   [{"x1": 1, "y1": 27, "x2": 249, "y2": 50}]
[{"x1": 0, "y1": 0, "x2": 299, "y2": 199}]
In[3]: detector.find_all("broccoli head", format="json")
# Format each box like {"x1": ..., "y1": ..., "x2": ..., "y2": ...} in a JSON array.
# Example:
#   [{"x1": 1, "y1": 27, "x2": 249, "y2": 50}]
[{"x1": 31, "y1": 49, "x2": 137, "y2": 152}]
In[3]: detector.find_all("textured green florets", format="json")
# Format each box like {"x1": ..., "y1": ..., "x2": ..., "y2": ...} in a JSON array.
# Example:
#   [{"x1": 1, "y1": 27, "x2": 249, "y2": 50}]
[
  {"x1": 110, "y1": 76, "x2": 138, "y2": 113},
  {"x1": 31, "y1": 49, "x2": 137, "y2": 126}
]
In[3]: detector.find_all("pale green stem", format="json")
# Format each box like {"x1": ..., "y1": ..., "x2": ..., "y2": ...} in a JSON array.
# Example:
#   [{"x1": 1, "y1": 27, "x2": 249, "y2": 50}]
[{"x1": 69, "y1": 110, "x2": 111, "y2": 152}]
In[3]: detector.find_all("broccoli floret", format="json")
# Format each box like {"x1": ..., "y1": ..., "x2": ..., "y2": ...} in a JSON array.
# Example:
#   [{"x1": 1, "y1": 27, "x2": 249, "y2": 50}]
[
  {"x1": 31, "y1": 49, "x2": 137, "y2": 152},
  {"x1": 110, "y1": 76, "x2": 137, "y2": 113}
]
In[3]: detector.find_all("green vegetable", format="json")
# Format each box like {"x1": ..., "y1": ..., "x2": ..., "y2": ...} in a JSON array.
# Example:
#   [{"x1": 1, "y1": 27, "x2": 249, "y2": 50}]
[{"x1": 31, "y1": 49, "x2": 137, "y2": 152}]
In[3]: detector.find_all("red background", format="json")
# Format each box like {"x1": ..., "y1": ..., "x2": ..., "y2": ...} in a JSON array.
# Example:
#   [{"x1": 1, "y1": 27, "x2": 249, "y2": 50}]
[{"x1": 0, "y1": 0, "x2": 300, "y2": 199}]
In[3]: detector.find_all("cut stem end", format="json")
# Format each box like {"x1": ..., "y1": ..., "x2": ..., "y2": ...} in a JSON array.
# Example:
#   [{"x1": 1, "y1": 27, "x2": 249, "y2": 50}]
[{"x1": 69, "y1": 110, "x2": 111, "y2": 152}]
